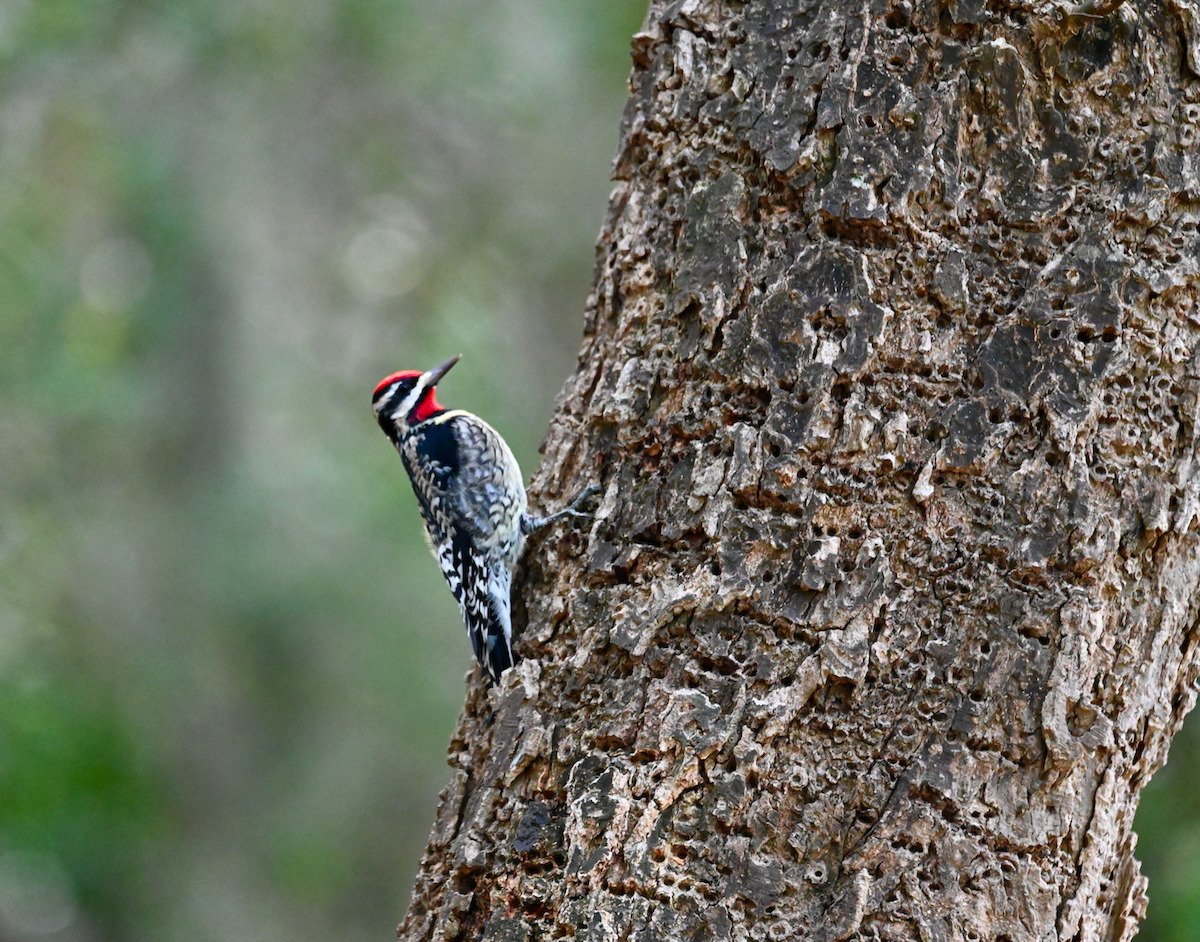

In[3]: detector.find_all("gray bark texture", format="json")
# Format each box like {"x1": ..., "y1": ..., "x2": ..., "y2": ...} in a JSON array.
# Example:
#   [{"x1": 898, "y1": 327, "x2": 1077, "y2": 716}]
[{"x1": 399, "y1": 1, "x2": 1200, "y2": 939}]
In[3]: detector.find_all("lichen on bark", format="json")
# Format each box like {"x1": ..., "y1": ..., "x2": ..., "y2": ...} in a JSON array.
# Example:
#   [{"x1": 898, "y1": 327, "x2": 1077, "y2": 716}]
[{"x1": 399, "y1": 1, "x2": 1200, "y2": 939}]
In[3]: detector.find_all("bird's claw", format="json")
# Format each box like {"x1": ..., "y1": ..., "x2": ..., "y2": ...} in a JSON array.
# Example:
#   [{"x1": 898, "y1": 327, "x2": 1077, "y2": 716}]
[
  {"x1": 522, "y1": 483, "x2": 601, "y2": 534},
  {"x1": 569, "y1": 483, "x2": 601, "y2": 510}
]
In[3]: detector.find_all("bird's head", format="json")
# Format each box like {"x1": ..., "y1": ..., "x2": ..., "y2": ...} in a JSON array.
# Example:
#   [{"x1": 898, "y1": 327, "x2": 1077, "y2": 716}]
[{"x1": 373, "y1": 354, "x2": 461, "y2": 441}]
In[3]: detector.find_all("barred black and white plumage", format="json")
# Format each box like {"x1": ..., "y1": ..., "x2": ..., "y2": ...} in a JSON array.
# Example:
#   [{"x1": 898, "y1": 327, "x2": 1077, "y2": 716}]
[
  {"x1": 399, "y1": 408, "x2": 525, "y2": 679},
  {"x1": 373, "y1": 355, "x2": 594, "y2": 683}
]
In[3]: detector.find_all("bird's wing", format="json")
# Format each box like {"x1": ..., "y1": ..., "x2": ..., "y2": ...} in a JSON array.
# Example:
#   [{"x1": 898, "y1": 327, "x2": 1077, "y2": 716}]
[
  {"x1": 440, "y1": 412, "x2": 526, "y2": 550},
  {"x1": 400, "y1": 412, "x2": 517, "y2": 681}
]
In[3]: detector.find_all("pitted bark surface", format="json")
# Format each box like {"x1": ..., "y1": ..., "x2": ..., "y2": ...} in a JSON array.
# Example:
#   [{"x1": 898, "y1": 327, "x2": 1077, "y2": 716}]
[{"x1": 399, "y1": 1, "x2": 1200, "y2": 940}]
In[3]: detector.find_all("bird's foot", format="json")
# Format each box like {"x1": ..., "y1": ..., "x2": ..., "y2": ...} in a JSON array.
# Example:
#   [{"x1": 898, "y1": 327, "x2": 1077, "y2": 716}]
[{"x1": 523, "y1": 483, "x2": 600, "y2": 533}]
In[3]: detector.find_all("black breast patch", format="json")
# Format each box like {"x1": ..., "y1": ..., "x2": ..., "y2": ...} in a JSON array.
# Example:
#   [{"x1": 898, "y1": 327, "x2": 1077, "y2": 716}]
[
  {"x1": 401, "y1": 414, "x2": 461, "y2": 537},
  {"x1": 413, "y1": 415, "x2": 459, "y2": 479}
]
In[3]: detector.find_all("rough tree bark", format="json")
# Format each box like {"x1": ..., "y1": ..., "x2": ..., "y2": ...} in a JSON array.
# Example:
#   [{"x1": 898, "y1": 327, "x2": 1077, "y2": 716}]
[{"x1": 400, "y1": 1, "x2": 1200, "y2": 939}]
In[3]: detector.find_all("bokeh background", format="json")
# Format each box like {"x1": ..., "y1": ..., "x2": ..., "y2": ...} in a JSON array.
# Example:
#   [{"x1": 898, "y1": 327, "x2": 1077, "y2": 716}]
[
  {"x1": 0, "y1": 1, "x2": 642, "y2": 939},
  {"x1": 0, "y1": 2, "x2": 1195, "y2": 940}
]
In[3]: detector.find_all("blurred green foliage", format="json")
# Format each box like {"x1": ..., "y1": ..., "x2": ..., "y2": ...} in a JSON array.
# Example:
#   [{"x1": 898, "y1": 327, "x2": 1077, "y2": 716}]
[
  {"x1": 0, "y1": 0, "x2": 645, "y2": 938},
  {"x1": 1137, "y1": 714, "x2": 1200, "y2": 940},
  {"x1": 0, "y1": 1, "x2": 1195, "y2": 940}
]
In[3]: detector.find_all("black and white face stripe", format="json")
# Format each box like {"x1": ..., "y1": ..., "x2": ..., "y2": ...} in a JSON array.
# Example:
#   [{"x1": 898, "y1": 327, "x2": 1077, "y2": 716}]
[
  {"x1": 389, "y1": 379, "x2": 430, "y2": 425},
  {"x1": 373, "y1": 375, "x2": 424, "y2": 440},
  {"x1": 373, "y1": 376, "x2": 415, "y2": 410},
  {"x1": 372, "y1": 355, "x2": 460, "y2": 440}
]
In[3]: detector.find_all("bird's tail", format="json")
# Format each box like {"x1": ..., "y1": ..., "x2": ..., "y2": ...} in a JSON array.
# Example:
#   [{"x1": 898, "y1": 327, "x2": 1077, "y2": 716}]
[{"x1": 462, "y1": 589, "x2": 514, "y2": 684}]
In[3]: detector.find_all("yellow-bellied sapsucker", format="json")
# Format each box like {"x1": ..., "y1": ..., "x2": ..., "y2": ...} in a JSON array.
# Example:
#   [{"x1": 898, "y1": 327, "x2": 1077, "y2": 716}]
[{"x1": 373, "y1": 355, "x2": 595, "y2": 682}]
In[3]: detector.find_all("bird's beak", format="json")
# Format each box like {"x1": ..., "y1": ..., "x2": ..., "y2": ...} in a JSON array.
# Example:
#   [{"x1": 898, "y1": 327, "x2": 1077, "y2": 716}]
[{"x1": 425, "y1": 354, "x2": 461, "y2": 387}]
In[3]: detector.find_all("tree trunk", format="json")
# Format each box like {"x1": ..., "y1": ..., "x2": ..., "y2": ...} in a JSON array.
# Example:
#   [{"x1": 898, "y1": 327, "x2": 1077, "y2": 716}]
[{"x1": 399, "y1": 1, "x2": 1200, "y2": 939}]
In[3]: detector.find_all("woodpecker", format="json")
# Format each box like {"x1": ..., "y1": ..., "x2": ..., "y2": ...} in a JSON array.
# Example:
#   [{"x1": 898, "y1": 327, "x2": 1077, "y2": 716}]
[{"x1": 373, "y1": 355, "x2": 595, "y2": 683}]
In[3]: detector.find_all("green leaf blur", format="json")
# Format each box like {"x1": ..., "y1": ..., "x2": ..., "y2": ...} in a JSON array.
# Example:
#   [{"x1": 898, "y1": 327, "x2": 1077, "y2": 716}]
[
  {"x1": 1137, "y1": 716, "x2": 1200, "y2": 941},
  {"x1": 0, "y1": 0, "x2": 645, "y2": 938}
]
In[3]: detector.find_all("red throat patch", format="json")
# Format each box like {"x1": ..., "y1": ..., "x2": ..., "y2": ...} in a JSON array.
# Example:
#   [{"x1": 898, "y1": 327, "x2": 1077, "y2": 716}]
[{"x1": 413, "y1": 388, "x2": 444, "y2": 422}]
